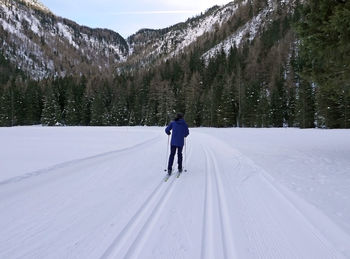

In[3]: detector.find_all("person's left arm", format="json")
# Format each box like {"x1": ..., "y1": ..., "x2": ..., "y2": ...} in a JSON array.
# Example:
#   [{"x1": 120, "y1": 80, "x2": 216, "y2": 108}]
[{"x1": 185, "y1": 123, "x2": 189, "y2": 137}]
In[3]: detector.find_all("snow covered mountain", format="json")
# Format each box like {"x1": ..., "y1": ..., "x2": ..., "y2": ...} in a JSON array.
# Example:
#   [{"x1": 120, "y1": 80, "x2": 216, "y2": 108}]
[
  {"x1": 0, "y1": 0, "x2": 129, "y2": 79},
  {"x1": 0, "y1": 0, "x2": 299, "y2": 78},
  {"x1": 124, "y1": 3, "x2": 240, "y2": 69},
  {"x1": 202, "y1": 0, "x2": 299, "y2": 62},
  {"x1": 123, "y1": 0, "x2": 299, "y2": 69}
]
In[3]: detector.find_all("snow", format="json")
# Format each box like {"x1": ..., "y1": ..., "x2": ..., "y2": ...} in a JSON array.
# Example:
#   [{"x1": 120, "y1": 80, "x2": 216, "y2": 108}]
[
  {"x1": 128, "y1": 2, "x2": 241, "y2": 65},
  {"x1": 0, "y1": 126, "x2": 350, "y2": 258},
  {"x1": 172, "y1": 3, "x2": 239, "y2": 55},
  {"x1": 0, "y1": 2, "x2": 50, "y2": 78},
  {"x1": 202, "y1": 2, "x2": 270, "y2": 62},
  {"x1": 0, "y1": 0, "x2": 129, "y2": 78},
  {"x1": 0, "y1": 17, "x2": 18, "y2": 35},
  {"x1": 29, "y1": 15, "x2": 41, "y2": 35},
  {"x1": 57, "y1": 22, "x2": 79, "y2": 49},
  {"x1": 0, "y1": 126, "x2": 158, "y2": 182},
  {"x1": 20, "y1": 0, "x2": 50, "y2": 13},
  {"x1": 202, "y1": 0, "x2": 296, "y2": 62}
]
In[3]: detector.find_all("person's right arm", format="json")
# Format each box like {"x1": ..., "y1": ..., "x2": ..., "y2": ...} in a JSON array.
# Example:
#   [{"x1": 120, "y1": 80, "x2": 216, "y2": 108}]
[{"x1": 165, "y1": 122, "x2": 172, "y2": 135}]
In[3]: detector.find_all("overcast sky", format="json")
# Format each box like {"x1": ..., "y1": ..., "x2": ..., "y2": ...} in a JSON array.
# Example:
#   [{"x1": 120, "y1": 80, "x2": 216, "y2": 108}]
[{"x1": 40, "y1": 0, "x2": 230, "y2": 38}]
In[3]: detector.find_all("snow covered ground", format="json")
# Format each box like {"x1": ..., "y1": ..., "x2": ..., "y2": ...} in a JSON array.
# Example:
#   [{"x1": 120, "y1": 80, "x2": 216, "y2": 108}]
[{"x1": 0, "y1": 126, "x2": 349, "y2": 258}]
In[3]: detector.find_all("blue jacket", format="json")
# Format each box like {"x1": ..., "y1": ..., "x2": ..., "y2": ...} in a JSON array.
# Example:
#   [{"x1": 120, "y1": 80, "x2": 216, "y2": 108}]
[{"x1": 165, "y1": 119, "x2": 189, "y2": 147}]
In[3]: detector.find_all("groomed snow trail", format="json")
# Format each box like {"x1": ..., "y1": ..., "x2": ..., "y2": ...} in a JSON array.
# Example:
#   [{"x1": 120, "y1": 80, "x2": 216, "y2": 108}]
[{"x1": 0, "y1": 128, "x2": 349, "y2": 259}]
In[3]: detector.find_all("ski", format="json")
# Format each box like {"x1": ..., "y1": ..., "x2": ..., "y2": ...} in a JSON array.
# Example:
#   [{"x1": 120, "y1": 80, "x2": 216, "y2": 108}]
[
  {"x1": 164, "y1": 174, "x2": 171, "y2": 182},
  {"x1": 177, "y1": 169, "x2": 187, "y2": 178},
  {"x1": 164, "y1": 170, "x2": 179, "y2": 182},
  {"x1": 164, "y1": 172, "x2": 175, "y2": 182}
]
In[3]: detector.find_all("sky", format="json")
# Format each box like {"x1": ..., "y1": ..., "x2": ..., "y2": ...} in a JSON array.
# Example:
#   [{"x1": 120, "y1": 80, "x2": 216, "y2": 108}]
[{"x1": 39, "y1": 0, "x2": 231, "y2": 38}]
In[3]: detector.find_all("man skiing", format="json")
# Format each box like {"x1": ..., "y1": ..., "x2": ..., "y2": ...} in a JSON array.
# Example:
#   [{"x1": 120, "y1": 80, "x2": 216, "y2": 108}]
[{"x1": 165, "y1": 113, "x2": 189, "y2": 175}]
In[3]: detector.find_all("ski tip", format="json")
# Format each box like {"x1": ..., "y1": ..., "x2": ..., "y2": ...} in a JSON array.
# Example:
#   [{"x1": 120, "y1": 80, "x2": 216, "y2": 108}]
[{"x1": 164, "y1": 174, "x2": 171, "y2": 182}]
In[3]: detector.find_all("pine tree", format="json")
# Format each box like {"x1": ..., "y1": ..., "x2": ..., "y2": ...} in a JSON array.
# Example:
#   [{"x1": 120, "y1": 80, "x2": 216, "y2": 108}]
[
  {"x1": 0, "y1": 85, "x2": 12, "y2": 126},
  {"x1": 296, "y1": 79, "x2": 315, "y2": 128},
  {"x1": 159, "y1": 80, "x2": 175, "y2": 126},
  {"x1": 64, "y1": 87, "x2": 79, "y2": 126},
  {"x1": 81, "y1": 94, "x2": 92, "y2": 126},
  {"x1": 112, "y1": 93, "x2": 128, "y2": 126},
  {"x1": 185, "y1": 72, "x2": 202, "y2": 127},
  {"x1": 296, "y1": 0, "x2": 350, "y2": 128},
  {"x1": 90, "y1": 93, "x2": 106, "y2": 126},
  {"x1": 257, "y1": 86, "x2": 270, "y2": 127},
  {"x1": 316, "y1": 83, "x2": 346, "y2": 128},
  {"x1": 234, "y1": 76, "x2": 243, "y2": 127},
  {"x1": 41, "y1": 88, "x2": 62, "y2": 126},
  {"x1": 270, "y1": 77, "x2": 287, "y2": 127},
  {"x1": 221, "y1": 76, "x2": 237, "y2": 127},
  {"x1": 23, "y1": 80, "x2": 42, "y2": 125},
  {"x1": 10, "y1": 78, "x2": 26, "y2": 126},
  {"x1": 146, "y1": 74, "x2": 161, "y2": 125},
  {"x1": 243, "y1": 81, "x2": 260, "y2": 127},
  {"x1": 286, "y1": 86, "x2": 296, "y2": 127}
]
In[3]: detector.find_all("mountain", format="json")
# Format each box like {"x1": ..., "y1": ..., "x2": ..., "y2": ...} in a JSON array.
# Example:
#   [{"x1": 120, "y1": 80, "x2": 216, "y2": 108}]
[
  {"x1": 1, "y1": 0, "x2": 348, "y2": 129},
  {"x1": 123, "y1": 3, "x2": 240, "y2": 70},
  {"x1": 0, "y1": 0, "x2": 300, "y2": 79},
  {"x1": 123, "y1": 0, "x2": 299, "y2": 69},
  {"x1": 202, "y1": 0, "x2": 299, "y2": 62},
  {"x1": 0, "y1": 0, "x2": 304, "y2": 126},
  {"x1": 0, "y1": 0, "x2": 129, "y2": 79}
]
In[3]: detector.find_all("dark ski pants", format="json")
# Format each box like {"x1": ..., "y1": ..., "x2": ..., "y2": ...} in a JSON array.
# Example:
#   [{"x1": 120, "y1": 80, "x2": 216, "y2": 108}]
[{"x1": 168, "y1": 145, "x2": 183, "y2": 171}]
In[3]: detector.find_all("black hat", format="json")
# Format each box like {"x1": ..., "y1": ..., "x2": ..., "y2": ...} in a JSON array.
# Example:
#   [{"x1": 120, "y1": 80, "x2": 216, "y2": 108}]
[{"x1": 175, "y1": 113, "x2": 183, "y2": 120}]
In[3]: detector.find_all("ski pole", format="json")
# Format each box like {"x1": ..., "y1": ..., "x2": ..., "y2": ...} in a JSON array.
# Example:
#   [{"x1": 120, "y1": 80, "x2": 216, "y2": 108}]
[
  {"x1": 184, "y1": 137, "x2": 187, "y2": 172},
  {"x1": 164, "y1": 135, "x2": 170, "y2": 171}
]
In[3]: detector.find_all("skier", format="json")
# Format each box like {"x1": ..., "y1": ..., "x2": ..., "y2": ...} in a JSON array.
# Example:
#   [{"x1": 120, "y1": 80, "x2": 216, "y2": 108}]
[{"x1": 165, "y1": 113, "x2": 189, "y2": 175}]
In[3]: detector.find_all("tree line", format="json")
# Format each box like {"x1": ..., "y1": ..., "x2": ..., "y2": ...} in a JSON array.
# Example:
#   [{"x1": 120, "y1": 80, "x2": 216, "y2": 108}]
[{"x1": 0, "y1": 0, "x2": 349, "y2": 128}]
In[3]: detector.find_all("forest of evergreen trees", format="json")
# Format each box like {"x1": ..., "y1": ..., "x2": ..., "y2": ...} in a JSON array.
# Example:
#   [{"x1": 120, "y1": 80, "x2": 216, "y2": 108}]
[{"x1": 0, "y1": 0, "x2": 349, "y2": 128}]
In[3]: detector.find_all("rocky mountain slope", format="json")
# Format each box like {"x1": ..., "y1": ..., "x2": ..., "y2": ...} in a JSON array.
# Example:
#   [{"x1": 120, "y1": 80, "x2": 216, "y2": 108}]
[
  {"x1": 123, "y1": 3, "x2": 242, "y2": 70},
  {"x1": 123, "y1": 0, "x2": 299, "y2": 69},
  {"x1": 202, "y1": 0, "x2": 299, "y2": 61},
  {"x1": 0, "y1": 0, "x2": 299, "y2": 79},
  {"x1": 0, "y1": 0, "x2": 128, "y2": 79}
]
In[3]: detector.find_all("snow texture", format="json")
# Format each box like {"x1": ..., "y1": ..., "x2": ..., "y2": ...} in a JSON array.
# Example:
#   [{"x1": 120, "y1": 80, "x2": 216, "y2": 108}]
[{"x1": 0, "y1": 126, "x2": 349, "y2": 258}]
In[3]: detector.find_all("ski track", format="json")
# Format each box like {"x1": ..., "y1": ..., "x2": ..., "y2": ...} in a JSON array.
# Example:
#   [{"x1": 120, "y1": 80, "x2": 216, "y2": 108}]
[
  {"x1": 0, "y1": 135, "x2": 165, "y2": 258},
  {"x1": 195, "y1": 131, "x2": 347, "y2": 259},
  {"x1": 209, "y1": 148, "x2": 237, "y2": 259},
  {"x1": 201, "y1": 145, "x2": 237, "y2": 259},
  {"x1": 1, "y1": 129, "x2": 349, "y2": 258},
  {"x1": 124, "y1": 174, "x2": 177, "y2": 259},
  {"x1": 0, "y1": 135, "x2": 159, "y2": 188},
  {"x1": 205, "y1": 134, "x2": 345, "y2": 259},
  {"x1": 200, "y1": 145, "x2": 215, "y2": 259},
  {"x1": 101, "y1": 175, "x2": 177, "y2": 259}
]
